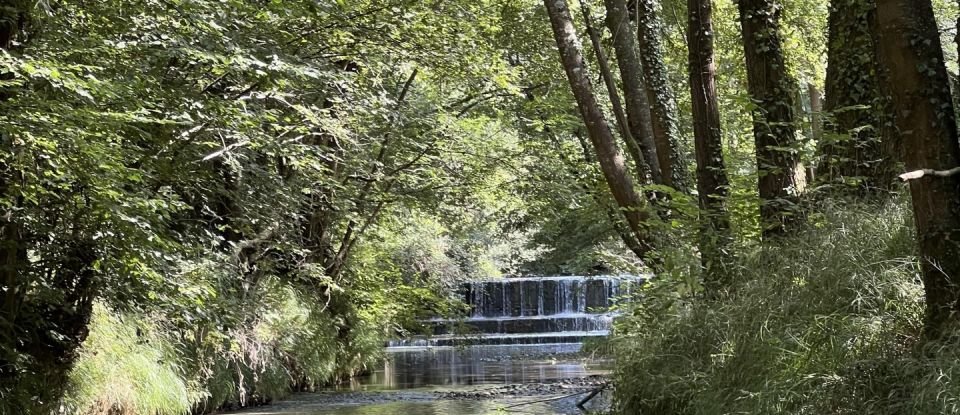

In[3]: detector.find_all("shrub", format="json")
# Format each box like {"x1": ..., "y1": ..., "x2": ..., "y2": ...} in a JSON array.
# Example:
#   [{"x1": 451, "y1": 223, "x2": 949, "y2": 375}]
[{"x1": 612, "y1": 199, "x2": 935, "y2": 414}]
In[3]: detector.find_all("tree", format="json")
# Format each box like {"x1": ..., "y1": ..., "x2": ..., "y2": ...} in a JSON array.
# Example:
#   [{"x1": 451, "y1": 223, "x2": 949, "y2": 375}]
[
  {"x1": 687, "y1": 0, "x2": 732, "y2": 287},
  {"x1": 0, "y1": 0, "x2": 29, "y2": 401},
  {"x1": 737, "y1": 0, "x2": 807, "y2": 236},
  {"x1": 0, "y1": 2, "x2": 99, "y2": 408},
  {"x1": 603, "y1": 0, "x2": 663, "y2": 185},
  {"x1": 579, "y1": 0, "x2": 655, "y2": 183},
  {"x1": 543, "y1": 0, "x2": 656, "y2": 263},
  {"x1": 874, "y1": 0, "x2": 960, "y2": 339},
  {"x1": 819, "y1": 0, "x2": 899, "y2": 194},
  {"x1": 0, "y1": 1, "x2": 531, "y2": 411},
  {"x1": 635, "y1": 0, "x2": 690, "y2": 192}
]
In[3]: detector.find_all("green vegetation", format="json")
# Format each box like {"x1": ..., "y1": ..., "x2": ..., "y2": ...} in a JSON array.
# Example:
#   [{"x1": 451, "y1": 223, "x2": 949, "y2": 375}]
[
  {"x1": 1, "y1": 0, "x2": 960, "y2": 414},
  {"x1": 614, "y1": 200, "x2": 927, "y2": 413}
]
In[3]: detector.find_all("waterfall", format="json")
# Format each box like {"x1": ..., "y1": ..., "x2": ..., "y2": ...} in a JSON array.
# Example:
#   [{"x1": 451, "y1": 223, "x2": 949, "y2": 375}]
[{"x1": 388, "y1": 275, "x2": 643, "y2": 348}]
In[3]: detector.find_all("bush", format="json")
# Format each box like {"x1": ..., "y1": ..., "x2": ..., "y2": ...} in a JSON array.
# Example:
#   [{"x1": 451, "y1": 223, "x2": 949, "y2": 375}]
[
  {"x1": 61, "y1": 284, "x2": 385, "y2": 414},
  {"x1": 612, "y1": 199, "x2": 943, "y2": 414},
  {"x1": 57, "y1": 210, "x2": 478, "y2": 415}
]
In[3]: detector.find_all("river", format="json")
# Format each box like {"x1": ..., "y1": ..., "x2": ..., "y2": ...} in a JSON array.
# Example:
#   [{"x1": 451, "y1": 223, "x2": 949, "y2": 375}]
[{"x1": 225, "y1": 276, "x2": 635, "y2": 414}]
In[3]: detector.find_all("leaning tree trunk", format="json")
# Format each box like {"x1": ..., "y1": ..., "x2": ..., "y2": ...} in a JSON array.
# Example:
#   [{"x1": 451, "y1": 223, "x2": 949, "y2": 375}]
[
  {"x1": 603, "y1": 0, "x2": 663, "y2": 185},
  {"x1": 635, "y1": 0, "x2": 690, "y2": 193},
  {"x1": 579, "y1": 0, "x2": 654, "y2": 183},
  {"x1": 819, "y1": 0, "x2": 899, "y2": 194},
  {"x1": 543, "y1": 0, "x2": 656, "y2": 263},
  {"x1": 874, "y1": 0, "x2": 960, "y2": 340},
  {"x1": 688, "y1": 0, "x2": 733, "y2": 289},
  {"x1": 570, "y1": 130, "x2": 652, "y2": 258},
  {"x1": 737, "y1": 0, "x2": 807, "y2": 236}
]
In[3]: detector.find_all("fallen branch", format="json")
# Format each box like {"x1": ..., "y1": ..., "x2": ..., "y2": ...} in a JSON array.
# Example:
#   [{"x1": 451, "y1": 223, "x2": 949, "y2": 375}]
[
  {"x1": 576, "y1": 383, "x2": 608, "y2": 410},
  {"x1": 500, "y1": 389, "x2": 593, "y2": 410},
  {"x1": 899, "y1": 167, "x2": 960, "y2": 181}
]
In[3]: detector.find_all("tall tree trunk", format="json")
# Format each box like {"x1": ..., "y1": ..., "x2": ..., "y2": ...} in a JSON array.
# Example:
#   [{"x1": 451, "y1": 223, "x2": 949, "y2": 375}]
[
  {"x1": 635, "y1": 0, "x2": 690, "y2": 192},
  {"x1": 874, "y1": 0, "x2": 960, "y2": 339},
  {"x1": 808, "y1": 84, "x2": 823, "y2": 143},
  {"x1": 737, "y1": 0, "x2": 807, "y2": 236},
  {"x1": 603, "y1": 0, "x2": 663, "y2": 185},
  {"x1": 543, "y1": 0, "x2": 656, "y2": 263},
  {"x1": 579, "y1": 0, "x2": 654, "y2": 183},
  {"x1": 819, "y1": 0, "x2": 899, "y2": 194},
  {"x1": 688, "y1": 0, "x2": 732, "y2": 289},
  {"x1": 570, "y1": 130, "x2": 651, "y2": 258},
  {"x1": 807, "y1": 84, "x2": 822, "y2": 183}
]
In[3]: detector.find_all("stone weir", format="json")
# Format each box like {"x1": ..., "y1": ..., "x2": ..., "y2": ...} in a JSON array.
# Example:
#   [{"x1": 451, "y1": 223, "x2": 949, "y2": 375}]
[{"x1": 388, "y1": 275, "x2": 642, "y2": 348}]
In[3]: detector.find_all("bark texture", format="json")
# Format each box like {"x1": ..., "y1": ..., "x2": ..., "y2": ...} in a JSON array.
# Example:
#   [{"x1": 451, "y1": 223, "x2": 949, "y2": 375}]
[
  {"x1": 543, "y1": 0, "x2": 655, "y2": 262},
  {"x1": 688, "y1": 0, "x2": 732, "y2": 288},
  {"x1": 579, "y1": 0, "x2": 653, "y2": 183},
  {"x1": 603, "y1": 0, "x2": 662, "y2": 185},
  {"x1": 820, "y1": 0, "x2": 899, "y2": 194},
  {"x1": 635, "y1": 0, "x2": 690, "y2": 192},
  {"x1": 875, "y1": 0, "x2": 960, "y2": 339},
  {"x1": 737, "y1": 0, "x2": 807, "y2": 236}
]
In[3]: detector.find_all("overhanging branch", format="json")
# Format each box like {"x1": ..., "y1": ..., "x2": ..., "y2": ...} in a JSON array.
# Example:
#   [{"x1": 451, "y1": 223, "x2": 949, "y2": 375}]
[{"x1": 899, "y1": 167, "x2": 960, "y2": 181}]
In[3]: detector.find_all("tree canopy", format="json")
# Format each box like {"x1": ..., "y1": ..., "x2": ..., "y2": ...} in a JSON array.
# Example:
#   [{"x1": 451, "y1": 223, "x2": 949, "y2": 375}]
[{"x1": 1, "y1": 0, "x2": 960, "y2": 414}]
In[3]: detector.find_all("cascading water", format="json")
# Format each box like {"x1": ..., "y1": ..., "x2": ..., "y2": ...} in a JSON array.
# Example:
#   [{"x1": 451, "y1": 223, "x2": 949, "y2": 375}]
[{"x1": 387, "y1": 275, "x2": 641, "y2": 348}]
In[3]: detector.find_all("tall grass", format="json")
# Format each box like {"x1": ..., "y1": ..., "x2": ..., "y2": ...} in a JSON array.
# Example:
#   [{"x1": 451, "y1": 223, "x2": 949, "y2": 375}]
[
  {"x1": 61, "y1": 305, "x2": 192, "y2": 415},
  {"x1": 60, "y1": 281, "x2": 391, "y2": 415},
  {"x1": 611, "y1": 199, "x2": 959, "y2": 414}
]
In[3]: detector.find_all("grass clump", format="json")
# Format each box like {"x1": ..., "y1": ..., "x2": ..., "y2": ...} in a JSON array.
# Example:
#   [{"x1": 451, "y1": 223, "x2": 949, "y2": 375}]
[
  {"x1": 61, "y1": 304, "x2": 192, "y2": 415},
  {"x1": 60, "y1": 281, "x2": 391, "y2": 415},
  {"x1": 612, "y1": 199, "x2": 947, "y2": 414}
]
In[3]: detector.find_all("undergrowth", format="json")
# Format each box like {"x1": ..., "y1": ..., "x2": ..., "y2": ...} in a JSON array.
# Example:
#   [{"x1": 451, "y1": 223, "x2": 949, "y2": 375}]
[
  {"x1": 61, "y1": 305, "x2": 191, "y2": 415},
  {"x1": 60, "y1": 283, "x2": 390, "y2": 415},
  {"x1": 52, "y1": 212, "x2": 474, "y2": 415},
  {"x1": 610, "y1": 199, "x2": 960, "y2": 414}
]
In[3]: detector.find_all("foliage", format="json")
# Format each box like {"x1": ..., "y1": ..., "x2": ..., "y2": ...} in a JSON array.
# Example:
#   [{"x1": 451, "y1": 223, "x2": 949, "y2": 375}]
[
  {"x1": 0, "y1": 0, "x2": 562, "y2": 413},
  {"x1": 612, "y1": 199, "x2": 930, "y2": 414},
  {"x1": 0, "y1": 0, "x2": 956, "y2": 413}
]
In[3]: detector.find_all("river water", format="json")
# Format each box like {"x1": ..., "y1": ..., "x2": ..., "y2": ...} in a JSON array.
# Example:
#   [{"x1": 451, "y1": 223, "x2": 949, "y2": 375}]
[
  {"x1": 227, "y1": 276, "x2": 633, "y2": 414},
  {"x1": 227, "y1": 344, "x2": 611, "y2": 415}
]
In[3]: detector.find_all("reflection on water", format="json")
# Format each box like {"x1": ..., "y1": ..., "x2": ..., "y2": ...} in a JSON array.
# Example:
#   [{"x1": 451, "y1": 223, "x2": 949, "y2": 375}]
[
  {"x1": 240, "y1": 398, "x2": 572, "y2": 415},
  {"x1": 228, "y1": 344, "x2": 611, "y2": 415},
  {"x1": 343, "y1": 344, "x2": 607, "y2": 390}
]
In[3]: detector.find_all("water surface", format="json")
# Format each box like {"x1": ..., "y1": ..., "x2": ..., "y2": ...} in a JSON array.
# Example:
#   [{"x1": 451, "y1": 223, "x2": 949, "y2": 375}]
[{"x1": 229, "y1": 344, "x2": 611, "y2": 415}]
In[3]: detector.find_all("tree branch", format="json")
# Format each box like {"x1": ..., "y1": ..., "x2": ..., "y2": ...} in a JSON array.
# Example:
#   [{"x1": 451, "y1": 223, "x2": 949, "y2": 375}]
[{"x1": 899, "y1": 167, "x2": 960, "y2": 181}]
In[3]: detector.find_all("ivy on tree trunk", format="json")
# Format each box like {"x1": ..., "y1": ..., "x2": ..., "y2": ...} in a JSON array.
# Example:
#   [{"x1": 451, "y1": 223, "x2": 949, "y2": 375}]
[
  {"x1": 688, "y1": 0, "x2": 733, "y2": 289},
  {"x1": 819, "y1": 0, "x2": 900, "y2": 195},
  {"x1": 737, "y1": 0, "x2": 807, "y2": 236},
  {"x1": 874, "y1": 0, "x2": 960, "y2": 340},
  {"x1": 635, "y1": 0, "x2": 690, "y2": 193}
]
